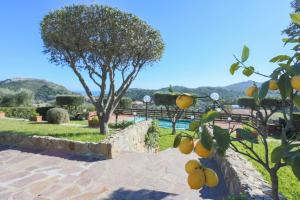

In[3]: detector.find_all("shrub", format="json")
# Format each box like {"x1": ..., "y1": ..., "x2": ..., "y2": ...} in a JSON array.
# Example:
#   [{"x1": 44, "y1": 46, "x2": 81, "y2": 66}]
[
  {"x1": 36, "y1": 106, "x2": 55, "y2": 120},
  {"x1": 108, "y1": 120, "x2": 134, "y2": 129},
  {"x1": 0, "y1": 107, "x2": 37, "y2": 119},
  {"x1": 145, "y1": 121, "x2": 160, "y2": 149},
  {"x1": 88, "y1": 116, "x2": 100, "y2": 128},
  {"x1": 118, "y1": 97, "x2": 133, "y2": 109},
  {"x1": 47, "y1": 108, "x2": 69, "y2": 124}
]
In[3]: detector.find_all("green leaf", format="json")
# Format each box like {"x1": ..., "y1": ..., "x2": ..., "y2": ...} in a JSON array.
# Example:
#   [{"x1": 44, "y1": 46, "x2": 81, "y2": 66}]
[
  {"x1": 200, "y1": 126, "x2": 213, "y2": 150},
  {"x1": 283, "y1": 150, "x2": 300, "y2": 165},
  {"x1": 258, "y1": 81, "x2": 269, "y2": 100},
  {"x1": 189, "y1": 121, "x2": 200, "y2": 132},
  {"x1": 236, "y1": 128, "x2": 258, "y2": 143},
  {"x1": 278, "y1": 74, "x2": 292, "y2": 99},
  {"x1": 173, "y1": 134, "x2": 181, "y2": 148},
  {"x1": 279, "y1": 63, "x2": 293, "y2": 75},
  {"x1": 270, "y1": 67, "x2": 282, "y2": 79},
  {"x1": 291, "y1": 14, "x2": 300, "y2": 25},
  {"x1": 242, "y1": 66, "x2": 254, "y2": 77},
  {"x1": 241, "y1": 45, "x2": 250, "y2": 62},
  {"x1": 213, "y1": 126, "x2": 230, "y2": 152},
  {"x1": 269, "y1": 55, "x2": 291, "y2": 63},
  {"x1": 282, "y1": 37, "x2": 299, "y2": 45},
  {"x1": 271, "y1": 144, "x2": 297, "y2": 163},
  {"x1": 292, "y1": 63, "x2": 300, "y2": 75},
  {"x1": 293, "y1": 95, "x2": 300, "y2": 110},
  {"x1": 230, "y1": 62, "x2": 240, "y2": 75},
  {"x1": 291, "y1": 154, "x2": 300, "y2": 181},
  {"x1": 201, "y1": 110, "x2": 220, "y2": 124}
]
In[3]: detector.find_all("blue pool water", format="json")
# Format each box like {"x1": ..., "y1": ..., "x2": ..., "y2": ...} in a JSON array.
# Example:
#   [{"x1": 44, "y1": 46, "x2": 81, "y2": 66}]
[{"x1": 134, "y1": 117, "x2": 191, "y2": 130}]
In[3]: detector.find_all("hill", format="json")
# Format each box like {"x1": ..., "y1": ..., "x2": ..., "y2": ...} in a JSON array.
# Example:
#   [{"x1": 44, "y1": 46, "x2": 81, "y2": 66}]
[
  {"x1": 223, "y1": 80, "x2": 262, "y2": 92},
  {"x1": 0, "y1": 78, "x2": 75, "y2": 101}
]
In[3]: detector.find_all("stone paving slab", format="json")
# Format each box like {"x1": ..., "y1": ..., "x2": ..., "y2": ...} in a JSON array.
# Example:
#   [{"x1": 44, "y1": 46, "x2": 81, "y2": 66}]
[{"x1": 0, "y1": 144, "x2": 228, "y2": 200}]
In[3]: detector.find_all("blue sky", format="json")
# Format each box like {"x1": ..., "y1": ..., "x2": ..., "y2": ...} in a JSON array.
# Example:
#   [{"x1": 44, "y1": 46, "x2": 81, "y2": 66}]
[{"x1": 0, "y1": 0, "x2": 293, "y2": 91}]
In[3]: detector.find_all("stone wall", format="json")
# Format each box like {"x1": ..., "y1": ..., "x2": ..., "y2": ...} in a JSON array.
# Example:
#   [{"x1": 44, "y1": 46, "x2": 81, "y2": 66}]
[
  {"x1": 103, "y1": 120, "x2": 153, "y2": 155},
  {"x1": 0, "y1": 120, "x2": 153, "y2": 159},
  {"x1": 213, "y1": 148, "x2": 284, "y2": 200}
]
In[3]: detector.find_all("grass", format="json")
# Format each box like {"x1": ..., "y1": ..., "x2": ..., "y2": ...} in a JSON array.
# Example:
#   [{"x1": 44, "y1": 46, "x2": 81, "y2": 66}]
[
  {"x1": 0, "y1": 119, "x2": 110, "y2": 143},
  {"x1": 69, "y1": 120, "x2": 88, "y2": 126},
  {"x1": 158, "y1": 128, "x2": 193, "y2": 151},
  {"x1": 234, "y1": 141, "x2": 300, "y2": 200}
]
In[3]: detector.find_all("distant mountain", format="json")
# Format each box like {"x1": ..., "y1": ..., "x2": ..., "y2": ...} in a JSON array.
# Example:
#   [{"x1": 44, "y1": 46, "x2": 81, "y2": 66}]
[
  {"x1": 0, "y1": 78, "x2": 75, "y2": 101},
  {"x1": 223, "y1": 80, "x2": 262, "y2": 92}
]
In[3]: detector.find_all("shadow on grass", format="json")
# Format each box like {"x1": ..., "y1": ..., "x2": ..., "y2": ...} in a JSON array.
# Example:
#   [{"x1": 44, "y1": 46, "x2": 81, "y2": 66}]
[
  {"x1": 102, "y1": 188, "x2": 178, "y2": 200},
  {"x1": 0, "y1": 143, "x2": 106, "y2": 162}
]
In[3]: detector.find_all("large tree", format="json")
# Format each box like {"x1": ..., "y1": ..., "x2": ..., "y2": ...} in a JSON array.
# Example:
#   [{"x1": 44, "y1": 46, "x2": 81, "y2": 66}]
[{"x1": 41, "y1": 5, "x2": 164, "y2": 134}]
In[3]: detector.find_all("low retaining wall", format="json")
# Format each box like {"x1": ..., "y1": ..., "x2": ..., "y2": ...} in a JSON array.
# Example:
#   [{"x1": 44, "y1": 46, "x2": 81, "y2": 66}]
[
  {"x1": 0, "y1": 120, "x2": 153, "y2": 159},
  {"x1": 213, "y1": 149, "x2": 284, "y2": 200}
]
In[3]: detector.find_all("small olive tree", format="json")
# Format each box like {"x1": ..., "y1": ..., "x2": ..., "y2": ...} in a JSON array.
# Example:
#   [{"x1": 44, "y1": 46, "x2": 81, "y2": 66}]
[
  {"x1": 153, "y1": 92, "x2": 183, "y2": 134},
  {"x1": 41, "y1": 5, "x2": 164, "y2": 134},
  {"x1": 227, "y1": 39, "x2": 300, "y2": 199}
]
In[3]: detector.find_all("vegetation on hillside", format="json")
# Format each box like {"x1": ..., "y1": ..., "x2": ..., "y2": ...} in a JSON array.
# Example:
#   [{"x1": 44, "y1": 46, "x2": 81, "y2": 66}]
[{"x1": 0, "y1": 78, "x2": 74, "y2": 102}]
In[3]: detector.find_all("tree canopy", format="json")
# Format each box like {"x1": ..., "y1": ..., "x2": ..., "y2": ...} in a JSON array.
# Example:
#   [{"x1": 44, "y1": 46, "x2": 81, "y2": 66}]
[{"x1": 41, "y1": 4, "x2": 164, "y2": 133}]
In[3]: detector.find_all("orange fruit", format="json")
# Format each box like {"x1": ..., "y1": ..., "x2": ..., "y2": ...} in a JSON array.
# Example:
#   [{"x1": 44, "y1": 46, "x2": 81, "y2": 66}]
[
  {"x1": 204, "y1": 168, "x2": 219, "y2": 187},
  {"x1": 178, "y1": 138, "x2": 194, "y2": 154},
  {"x1": 187, "y1": 169, "x2": 205, "y2": 190},
  {"x1": 176, "y1": 95, "x2": 194, "y2": 109},
  {"x1": 185, "y1": 159, "x2": 202, "y2": 174},
  {"x1": 245, "y1": 85, "x2": 258, "y2": 97},
  {"x1": 291, "y1": 75, "x2": 300, "y2": 91},
  {"x1": 194, "y1": 141, "x2": 213, "y2": 158},
  {"x1": 269, "y1": 80, "x2": 279, "y2": 91}
]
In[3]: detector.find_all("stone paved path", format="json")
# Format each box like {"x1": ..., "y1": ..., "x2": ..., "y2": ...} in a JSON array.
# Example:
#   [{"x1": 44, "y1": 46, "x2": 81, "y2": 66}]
[{"x1": 0, "y1": 144, "x2": 228, "y2": 200}]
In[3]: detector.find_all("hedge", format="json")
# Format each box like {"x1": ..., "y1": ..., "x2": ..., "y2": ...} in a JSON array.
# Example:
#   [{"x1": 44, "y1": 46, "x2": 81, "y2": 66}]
[
  {"x1": 36, "y1": 106, "x2": 55, "y2": 120},
  {"x1": 0, "y1": 107, "x2": 37, "y2": 119},
  {"x1": 56, "y1": 95, "x2": 84, "y2": 107}
]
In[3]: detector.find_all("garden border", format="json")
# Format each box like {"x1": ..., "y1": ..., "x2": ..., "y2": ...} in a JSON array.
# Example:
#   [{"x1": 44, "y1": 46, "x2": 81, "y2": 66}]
[
  {"x1": 0, "y1": 120, "x2": 153, "y2": 159},
  {"x1": 213, "y1": 149, "x2": 285, "y2": 200}
]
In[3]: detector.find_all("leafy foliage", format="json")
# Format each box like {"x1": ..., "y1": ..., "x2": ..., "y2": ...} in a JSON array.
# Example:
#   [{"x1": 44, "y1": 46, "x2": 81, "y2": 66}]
[
  {"x1": 41, "y1": 4, "x2": 164, "y2": 134},
  {"x1": 108, "y1": 120, "x2": 134, "y2": 129},
  {"x1": 56, "y1": 95, "x2": 84, "y2": 107},
  {"x1": 117, "y1": 98, "x2": 133, "y2": 109},
  {"x1": 36, "y1": 106, "x2": 55, "y2": 120},
  {"x1": 0, "y1": 107, "x2": 37, "y2": 119},
  {"x1": 145, "y1": 121, "x2": 160, "y2": 149},
  {"x1": 0, "y1": 89, "x2": 33, "y2": 107},
  {"x1": 47, "y1": 108, "x2": 70, "y2": 124}
]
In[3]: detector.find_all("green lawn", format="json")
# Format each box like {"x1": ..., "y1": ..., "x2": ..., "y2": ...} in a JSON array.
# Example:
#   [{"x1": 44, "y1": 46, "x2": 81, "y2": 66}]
[
  {"x1": 69, "y1": 120, "x2": 88, "y2": 126},
  {"x1": 0, "y1": 119, "x2": 109, "y2": 143},
  {"x1": 234, "y1": 141, "x2": 300, "y2": 200},
  {"x1": 158, "y1": 128, "x2": 193, "y2": 151}
]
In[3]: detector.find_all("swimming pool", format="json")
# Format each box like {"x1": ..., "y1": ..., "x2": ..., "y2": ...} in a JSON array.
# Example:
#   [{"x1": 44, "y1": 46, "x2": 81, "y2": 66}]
[{"x1": 134, "y1": 117, "x2": 191, "y2": 130}]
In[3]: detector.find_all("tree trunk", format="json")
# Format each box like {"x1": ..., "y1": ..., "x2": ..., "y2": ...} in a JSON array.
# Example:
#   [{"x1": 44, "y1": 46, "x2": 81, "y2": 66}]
[
  {"x1": 99, "y1": 114, "x2": 109, "y2": 134},
  {"x1": 270, "y1": 169, "x2": 280, "y2": 200},
  {"x1": 171, "y1": 121, "x2": 176, "y2": 135}
]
